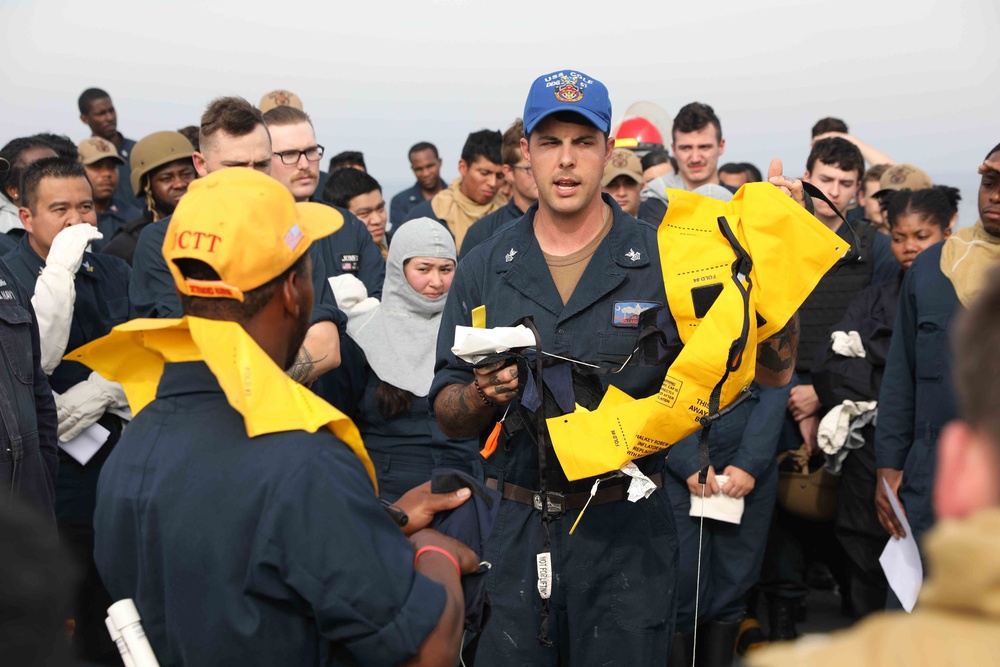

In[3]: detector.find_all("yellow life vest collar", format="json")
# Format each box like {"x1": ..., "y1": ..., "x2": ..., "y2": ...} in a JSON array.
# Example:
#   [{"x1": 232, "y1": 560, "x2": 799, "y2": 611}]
[{"x1": 64, "y1": 316, "x2": 377, "y2": 491}]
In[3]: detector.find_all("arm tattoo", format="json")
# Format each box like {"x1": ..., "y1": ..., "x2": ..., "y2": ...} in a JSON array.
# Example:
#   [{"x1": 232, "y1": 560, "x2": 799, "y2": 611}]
[
  {"x1": 434, "y1": 383, "x2": 495, "y2": 439},
  {"x1": 286, "y1": 346, "x2": 327, "y2": 384},
  {"x1": 756, "y1": 313, "x2": 799, "y2": 381}
]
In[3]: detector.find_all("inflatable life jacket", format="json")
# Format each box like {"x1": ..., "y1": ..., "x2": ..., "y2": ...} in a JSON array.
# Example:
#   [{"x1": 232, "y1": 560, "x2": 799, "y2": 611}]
[{"x1": 548, "y1": 182, "x2": 849, "y2": 481}]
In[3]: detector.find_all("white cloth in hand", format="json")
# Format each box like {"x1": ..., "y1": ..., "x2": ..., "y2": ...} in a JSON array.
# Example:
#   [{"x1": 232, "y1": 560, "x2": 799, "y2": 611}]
[
  {"x1": 830, "y1": 330, "x2": 866, "y2": 358},
  {"x1": 55, "y1": 371, "x2": 128, "y2": 442},
  {"x1": 688, "y1": 475, "x2": 745, "y2": 524},
  {"x1": 819, "y1": 400, "x2": 878, "y2": 474}
]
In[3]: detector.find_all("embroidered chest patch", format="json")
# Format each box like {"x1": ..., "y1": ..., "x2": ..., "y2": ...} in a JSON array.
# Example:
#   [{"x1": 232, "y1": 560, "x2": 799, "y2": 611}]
[
  {"x1": 338, "y1": 254, "x2": 359, "y2": 272},
  {"x1": 613, "y1": 301, "x2": 659, "y2": 327}
]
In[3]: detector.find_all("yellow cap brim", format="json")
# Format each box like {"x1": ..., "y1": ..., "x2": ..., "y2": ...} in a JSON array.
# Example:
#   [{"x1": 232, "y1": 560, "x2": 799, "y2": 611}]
[{"x1": 295, "y1": 202, "x2": 344, "y2": 243}]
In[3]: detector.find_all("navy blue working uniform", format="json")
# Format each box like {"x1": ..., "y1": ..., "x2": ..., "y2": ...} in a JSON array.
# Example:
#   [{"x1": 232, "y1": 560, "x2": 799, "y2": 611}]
[
  {"x1": 0, "y1": 256, "x2": 58, "y2": 524},
  {"x1": 431, "y1": 195, "x2": 678, "y2": 665},
  {"x1": 92, "y1": 196, "x2": 142, "y2": 253},
  {"x1": 4, "y1": 235, "x2": 133, "y2": 525},
  {"x1": 113, "y1": 134, "x2": 137, "y2": 204},
  {"x1": 664, "y1": 382, "x2": 789, "y2": 632},
  {"x1": 327, "y1": 338, "x2": 479, "y2": 503},
  {"x1": 0, "y1": 230, "x2": 22, "y2": 254},
  {"x1": 4, "y1": 235, "x2": 132, "y2": 663},
  {"x1": 875, "y1": 242, "x2": 959, "y2": 546},
  {"x1": 401, "y1": 197, "x2": 442, "y2": 225},
  {"x1": 95, "y1": 360, "x2": 446, "y2": 666},
  {"x1": 390, "y1": 178, "x2": 445, "y2": 224},
  {"x1": 126, "y1": 215, "x2": 349, "y2": 338},
  {"x1": 459, "y1": 199, "x2": 525, "y2": 261}
]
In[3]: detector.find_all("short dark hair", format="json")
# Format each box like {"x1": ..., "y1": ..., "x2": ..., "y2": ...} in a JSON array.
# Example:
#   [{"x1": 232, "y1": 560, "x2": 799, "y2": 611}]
[
  {"x1": 461, "y1": 129, "x2": 503, "y2": 166},
  {"x1": 322, "y1": 168, "x2": 382, "y2": 209},
  {"x1": 672, "y1": 102, "x2": 722, "y2": 142},
  {"x1": 641, "y1": 148, "x2": 671, "y2": 172},
  {"x1": 262, "y1": 105, "x2": 312, "y2": 127},
  {"x1": 501, "y1": 119, "x2": 525, "y2": 167},
  {"x1": 806, "y1": 137, "x2": 865, "y2": 179},
  {"x1": 175, "y1": 254, "x2": 308, "y2": 323},
  {"x1": 408, "y1": 142, "x2": 439, "y2": 161},
  {"x1": 328, "y1": 151, "x2": 366, "y2": 173},
  {"x1": 200, "y1": 97, "x2": 267, "y2": 148},
  {"x1": 862, "y1": 163, "x2": 891, "y2": 185},
  {"x1": 743, "y1": 162, "x2": 763, "y2": 183},
  {"x1": 32, "y1": 133, "x2": 78, "y2": 161},
  {"x1": 78, "y1": 87, "x2": 110, "y2": 115},
  {"x1": 811, "y1": 117, "x2": 849, "y2": 137},
  {"x1": 953, "y1": 265, "x2": 1000, "y2": 446},
  {"x1": 177, "y1": 125, "x2": 200, "y2": 152},
  {"x1": 718, "y1": 162, "x2": 762, "y2": 183},
  {"x1": 20, "y1": 157, "x2": 89, "y2": 212},
  {"x1": 986, "y1": 142, "x2": 1000, "y2": 160},
  {"x1": 0, "y1": 136, "x2": 57, "y2": 199},
  {"x1": 886, "y1": 186, "x2": 961, "y2": 232}
]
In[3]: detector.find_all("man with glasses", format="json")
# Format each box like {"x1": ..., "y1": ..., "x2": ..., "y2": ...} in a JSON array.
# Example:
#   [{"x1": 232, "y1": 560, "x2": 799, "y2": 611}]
[
  {"x1": 128, "y1": 97, "x2": 345, "y2": 386},
  {"x1": 263, "y1": 106, "x2": 385, "y2": 299},
  {"x1": 459, "y1": 118, "x2": 538, "y2": 260}
]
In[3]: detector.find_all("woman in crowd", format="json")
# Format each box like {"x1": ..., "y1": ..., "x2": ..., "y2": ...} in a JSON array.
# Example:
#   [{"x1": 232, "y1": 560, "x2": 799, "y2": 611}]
[
  {"x1": 329, "y1": 217, "x2": 476, "y2": 501},
  {"x1": 812, "y1": 186, "x2": 958, "y2": 618}
]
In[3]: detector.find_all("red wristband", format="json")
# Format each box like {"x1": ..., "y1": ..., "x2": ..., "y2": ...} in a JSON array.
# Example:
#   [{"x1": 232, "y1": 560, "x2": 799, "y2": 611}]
[{"x1": 414, "y1": 545, "x2": 462, "y2": 578}]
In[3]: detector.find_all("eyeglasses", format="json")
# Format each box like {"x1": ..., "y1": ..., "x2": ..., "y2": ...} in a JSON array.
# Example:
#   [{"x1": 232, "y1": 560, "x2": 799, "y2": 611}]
[
  {"x1": 273, "y1": 145, "x2": 325, "y2": 165},
  {"x1": 512, "y1": 165, "x2": 533, "y2": 176}
]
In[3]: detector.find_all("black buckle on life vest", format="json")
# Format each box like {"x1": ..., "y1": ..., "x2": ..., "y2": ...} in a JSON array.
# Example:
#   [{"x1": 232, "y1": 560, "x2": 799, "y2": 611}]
[{"x1": 532, "y1": 491, "x2": 565, "y2": 517}]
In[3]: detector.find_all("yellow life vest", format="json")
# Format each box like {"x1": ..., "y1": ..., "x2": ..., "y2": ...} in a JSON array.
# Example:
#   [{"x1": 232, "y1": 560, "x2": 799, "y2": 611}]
[
  {"x1": 549, "y1": 183, "x2": 849, "y2": 481},
  {"x1": 64, "y1": 316, "x2": 377, "y2": 491}
]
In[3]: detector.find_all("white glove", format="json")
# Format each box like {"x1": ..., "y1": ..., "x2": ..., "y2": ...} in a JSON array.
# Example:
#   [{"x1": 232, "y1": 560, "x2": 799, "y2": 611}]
[
  {"x1": 54, "y1": 371, "x2": 127, "y2": 442},
  {"x1": 328, "y1": 274, "x2": 379, "y2": 318},
  {"x1": 46, "y1": 223, "x2": 103, "y2": 273},
  {"x1": 31, "y1": 224, "x2": 104, "y2": 375}
]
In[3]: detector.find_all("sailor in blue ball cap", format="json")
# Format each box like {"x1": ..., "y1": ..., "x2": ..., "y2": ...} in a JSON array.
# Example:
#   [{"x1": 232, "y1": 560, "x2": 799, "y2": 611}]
[{"x1": 432, "y1": 68, "x2": 677, "y2": 665}]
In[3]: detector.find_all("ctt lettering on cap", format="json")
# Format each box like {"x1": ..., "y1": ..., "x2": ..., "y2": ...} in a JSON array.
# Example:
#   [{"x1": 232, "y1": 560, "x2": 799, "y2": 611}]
[{"x1": 175, "y1": 231, "x2": 222, "y2": 252}]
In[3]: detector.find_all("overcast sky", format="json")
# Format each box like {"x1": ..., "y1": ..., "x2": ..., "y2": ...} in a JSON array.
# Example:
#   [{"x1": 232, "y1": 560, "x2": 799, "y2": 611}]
[{"x1": 2, "y1": 0, "x2": 997, "y2": 225}]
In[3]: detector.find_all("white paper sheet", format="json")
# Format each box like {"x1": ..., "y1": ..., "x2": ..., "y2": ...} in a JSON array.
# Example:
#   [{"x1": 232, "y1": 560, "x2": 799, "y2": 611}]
[
  {"x1": 58, "y1": 422, "x2": 110, "y2": 466},
  {"x1": 451, "y1": 325, "x2": 536, "y2": 364},
  {"x1": 878, "y1": 477, "x2": 923, "y2": 612},
  {"x1": 620, "y1": 462, "x2": 657, "y2": 502},
  {"x1": 688, "y1": 475, "x2": 745, "y2": 524}
]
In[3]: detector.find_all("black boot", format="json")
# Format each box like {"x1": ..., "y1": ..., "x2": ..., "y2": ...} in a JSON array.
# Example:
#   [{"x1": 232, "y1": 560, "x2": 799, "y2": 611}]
[
  {"x1": 668, "y1": 631, "x2": 693, "y2": 667},
  {"x1": 695, "y1": 619, "x2": 741, "y2": 667},
  {"x1": 767, "y1": 597, "x2": 800, "y2": 642}
]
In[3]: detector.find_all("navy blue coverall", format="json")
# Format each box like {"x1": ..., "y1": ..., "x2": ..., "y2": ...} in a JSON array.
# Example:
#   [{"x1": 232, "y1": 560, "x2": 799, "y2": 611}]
[{"x1": 430, "y1": 195, "x2": 678, "y2": 666}]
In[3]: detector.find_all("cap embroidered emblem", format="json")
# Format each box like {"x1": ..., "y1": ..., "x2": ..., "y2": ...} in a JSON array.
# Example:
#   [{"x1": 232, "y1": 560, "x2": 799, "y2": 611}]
[
  {"x1": 554, "y1": 73, "x2": 583, "y2": 103},
  {"x1": 505, "y1": 247, "x2": 517, "y2": 263},
  {"x1": 625, "y1": 248, "x2": 641, "y2": 262},
  {"x1": 270, "y1": 91, "x2": 292, "y2": 106},
  {"x1": 612, "y1": 152, "x2": 630, "y2": 168},
  {"x1": 890, "y1": 168, "x2": 910, "y2": 184}
]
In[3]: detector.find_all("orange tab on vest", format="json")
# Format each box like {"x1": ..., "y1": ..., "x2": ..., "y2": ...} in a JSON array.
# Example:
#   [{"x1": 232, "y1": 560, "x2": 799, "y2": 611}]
[{"x1": 481, "y1": 420, "x2": 502, "y2": 459}]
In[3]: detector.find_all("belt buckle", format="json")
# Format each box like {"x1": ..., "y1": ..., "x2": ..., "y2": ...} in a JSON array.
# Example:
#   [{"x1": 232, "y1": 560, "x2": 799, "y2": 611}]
[{"x1": 532, "y1": 491, "x2": 565, "y2": 516}]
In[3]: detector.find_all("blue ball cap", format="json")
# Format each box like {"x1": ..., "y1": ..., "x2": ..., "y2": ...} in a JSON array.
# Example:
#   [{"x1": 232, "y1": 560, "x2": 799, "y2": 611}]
[{"x1": 523, "y1": 70, "x2": 611, "y2": 135}]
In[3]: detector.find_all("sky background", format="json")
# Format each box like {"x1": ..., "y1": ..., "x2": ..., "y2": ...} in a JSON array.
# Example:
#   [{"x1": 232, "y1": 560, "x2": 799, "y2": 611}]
[{"x1": 2, "y1": 0, "x2": 997, "y2": 226}]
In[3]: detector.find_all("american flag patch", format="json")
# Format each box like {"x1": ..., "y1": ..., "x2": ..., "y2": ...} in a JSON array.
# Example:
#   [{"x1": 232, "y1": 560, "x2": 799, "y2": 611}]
[{"x1": 283, "y1": 224, "x2": 304, "y2": 250}]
